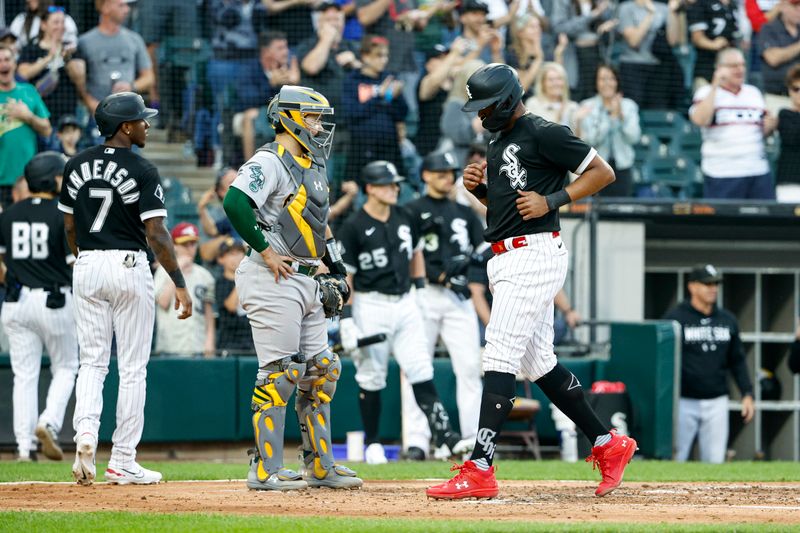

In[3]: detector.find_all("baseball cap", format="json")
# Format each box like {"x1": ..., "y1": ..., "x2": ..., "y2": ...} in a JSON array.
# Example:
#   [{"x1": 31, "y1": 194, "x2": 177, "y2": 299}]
[
  {"x1": 688, "y1": 264, "x2": 723, "y2": 284},
  {"x1": 218, "y1": 237, "x2": 245, "y2": 256},
  {"x1": 423, "y1": 151, "x2": 459, "y2": 172},
  {"x1": 316, "y1": 1, "x2": 341, "y2": 10},
  {"x1": 171, "y1": 222, "x2": 200, "y2": 244},
  {"x1": 459, "y1": 0, "x2": 489, "y2": 14},
  {"x1": 468, "y1": 140, "x2": 487, "y2": 157},
  {"x1": 57, "y1": 114, "x2": 81, "y2": 132},
  {"x1": 0, "y1": 27, "x2": 17, "y2": 42},
  {"x1": 425, "y1": 43, "x2": 450, "y2": 61}
]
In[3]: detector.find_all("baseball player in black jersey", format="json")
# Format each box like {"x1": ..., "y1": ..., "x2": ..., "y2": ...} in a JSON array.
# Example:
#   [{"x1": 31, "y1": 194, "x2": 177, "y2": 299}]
[
  {"x1": 402, "y1": 151, "x2": 485, "y2": 459},
  {"x1": 58, "y1": 92, "x2": 193, "y2": 486},
  {"x1": 0, "y1": 152, "x2": 77, "y2": 462},
  {"x1": 427, "y1": 64, "x2": 636, "y2": 500},
  {"x1": 337, "y1": 160, "x2": 471, "y2": 465}
]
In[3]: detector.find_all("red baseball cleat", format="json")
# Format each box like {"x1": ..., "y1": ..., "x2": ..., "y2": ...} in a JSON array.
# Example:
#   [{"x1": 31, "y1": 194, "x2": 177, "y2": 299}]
[
  {"x1": 586, "y1": 429, "x2": 638, "y2": 497},
  {"x1": 426, "y1": 460, "x2": 499, "y2": 500}
]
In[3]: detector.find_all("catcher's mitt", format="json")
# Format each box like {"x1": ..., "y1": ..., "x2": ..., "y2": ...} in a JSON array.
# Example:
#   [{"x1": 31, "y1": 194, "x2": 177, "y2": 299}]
[{"x1": 316, "y1": 274, "x2": 350, "y2": 318}]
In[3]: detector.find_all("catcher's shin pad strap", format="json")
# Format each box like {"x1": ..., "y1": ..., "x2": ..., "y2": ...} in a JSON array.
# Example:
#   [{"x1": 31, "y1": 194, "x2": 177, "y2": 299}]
[
  {"x1": 297, "y1": 367, "x2": 339, "y2": 472},
  {"x1": 250, "y1": 358, "x2": 306, "y2": 478}
]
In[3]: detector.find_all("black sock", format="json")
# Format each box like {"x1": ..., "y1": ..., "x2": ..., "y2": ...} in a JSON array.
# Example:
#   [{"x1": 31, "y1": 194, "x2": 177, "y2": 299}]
[
  {"x1": 358, "y1": 388, "x2": 381, "y2": 445},
  {"x1": 535, "y1": 363, "x2": 609, "y2": 443},
  {"x1": 411, "y1": 380, "x2": 459, "y2": 448},
  {"x1": 469, "y1": 371, "x2": 515, "y2": 466}
]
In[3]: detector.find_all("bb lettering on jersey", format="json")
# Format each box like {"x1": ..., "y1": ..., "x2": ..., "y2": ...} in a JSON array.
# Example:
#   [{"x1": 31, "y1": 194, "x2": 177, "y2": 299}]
[{"x1": 65, "y1": 160, "x2": 140, "y2": 204}]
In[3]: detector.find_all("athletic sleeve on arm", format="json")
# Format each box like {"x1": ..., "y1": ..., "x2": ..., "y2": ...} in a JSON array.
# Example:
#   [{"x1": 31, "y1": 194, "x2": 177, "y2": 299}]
[
  {"x1": 58, "y1": 160, "x2": 76, "y2": 214},
  {"x1": 222, "y1": 187, "x2": 269, "y2": 252},
  {"x1": 538, "y1": 122, "x2": 596, "y2": 175}
]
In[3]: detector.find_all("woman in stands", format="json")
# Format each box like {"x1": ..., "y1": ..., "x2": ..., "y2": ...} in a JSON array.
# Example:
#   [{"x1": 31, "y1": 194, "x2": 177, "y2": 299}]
[
  {"x1": 525, "y1": 62, "x2": 578, "y2": 130},
  {"x1": 574, "y1": 64, "x2": 641, "y2": 197}
]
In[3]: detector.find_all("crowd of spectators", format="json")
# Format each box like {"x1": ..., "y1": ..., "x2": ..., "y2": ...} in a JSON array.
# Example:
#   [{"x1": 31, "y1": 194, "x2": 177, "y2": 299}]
[
  {"x1": 1, "y1": 0, "x2": 800, "y2": 355},
  {"x1": 1, "y1": 0, "x2": 800, "y2": 204}
]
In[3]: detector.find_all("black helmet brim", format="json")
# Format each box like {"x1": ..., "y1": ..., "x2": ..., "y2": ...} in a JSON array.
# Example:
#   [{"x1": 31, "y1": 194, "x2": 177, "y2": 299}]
[{"x1": 462, "y1": 96, "x2": 498, "y2": 113}]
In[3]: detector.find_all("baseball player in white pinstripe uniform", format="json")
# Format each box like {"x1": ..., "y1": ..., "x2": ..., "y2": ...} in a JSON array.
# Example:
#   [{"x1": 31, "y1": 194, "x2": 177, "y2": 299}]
[
  {"x1": 58, "y1": 93, "x2": 192, "y2": 486},
  {"x1": 427, "y1": 64, "x2": 637, "y2": 500},
  {"x1": 0, "y1": 152, "x2": 77, "y2": 462}
]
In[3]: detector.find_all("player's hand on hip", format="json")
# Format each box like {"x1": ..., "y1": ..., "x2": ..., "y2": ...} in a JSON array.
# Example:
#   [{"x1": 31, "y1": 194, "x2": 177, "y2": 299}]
[
  {"x1": 463, "y1": 161, "x2": 487, "y2": 191},
  {"x1": 260, "y1": 247, "x2": 294, "y2": 282},
  {"x1": 516, "y1": 189, "x2": 549, "y2": 220},
  {"x1": 175, "y1": 287, "x2": 193, "y2": 320}
]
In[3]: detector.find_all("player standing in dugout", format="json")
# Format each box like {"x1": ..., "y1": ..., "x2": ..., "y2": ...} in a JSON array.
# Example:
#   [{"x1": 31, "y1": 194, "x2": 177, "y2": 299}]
[{"x1": 427, "y1": 64, "x2": 638, "y2": 500}]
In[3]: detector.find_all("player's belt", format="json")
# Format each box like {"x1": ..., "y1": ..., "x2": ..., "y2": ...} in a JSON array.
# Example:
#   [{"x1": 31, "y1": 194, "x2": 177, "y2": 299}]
[
  {"x1": 284, "y1": 261, "x2": 318, "y2": 276},
  {"x1": 491, "y1": 231, "x2": 560, "y2": 255}
]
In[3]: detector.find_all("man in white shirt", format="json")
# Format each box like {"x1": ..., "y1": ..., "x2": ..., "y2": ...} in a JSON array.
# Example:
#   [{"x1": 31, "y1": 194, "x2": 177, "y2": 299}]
[{"x1": 690, "y1": 47, "x2": 777, "y2": 199}]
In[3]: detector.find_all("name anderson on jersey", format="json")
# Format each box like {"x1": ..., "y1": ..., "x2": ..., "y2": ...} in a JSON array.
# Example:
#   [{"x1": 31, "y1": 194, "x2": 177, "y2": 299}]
[{"x1": 64, "y1": 159, "x2": 142, "y2": 204}]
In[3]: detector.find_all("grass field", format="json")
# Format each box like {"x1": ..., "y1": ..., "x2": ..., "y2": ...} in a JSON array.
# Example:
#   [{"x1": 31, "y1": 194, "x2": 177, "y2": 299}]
[
  {"x1": 1, "y1": 460, "x2": 799, "y2": 532},
  {"x1": 2, "y1": 459, "x2": 800, "y2": 483}
]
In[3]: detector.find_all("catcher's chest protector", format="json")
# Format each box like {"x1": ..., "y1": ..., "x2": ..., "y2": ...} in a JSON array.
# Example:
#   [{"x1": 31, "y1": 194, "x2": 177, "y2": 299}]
[{"x1": 260, "y1": 142, "x2": 330, "y2": 260}]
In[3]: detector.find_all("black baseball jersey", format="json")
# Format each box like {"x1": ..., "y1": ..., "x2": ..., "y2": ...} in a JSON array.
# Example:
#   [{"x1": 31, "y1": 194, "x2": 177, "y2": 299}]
[
  {"x1": 405, "y1": 195, "x2": 485, "y2": 284},
  {"x1": 687, "y1": 0, "x2": 740, "y2": 80},
  {"x1": 338, "y1": 206, "x2": 420, "y2": 295},
  {"x1": 57, "y1": 145, "x2": 167, "y2": 251},
  {"x1": 664, "y1": 301, "x2": 752, "y2": 400},
  {"x1": 0, "y1": 197, "x2": 72, "y2": 288},
  {"x1": 484, "y1": 113, "x2": 594, "y2": 242}
]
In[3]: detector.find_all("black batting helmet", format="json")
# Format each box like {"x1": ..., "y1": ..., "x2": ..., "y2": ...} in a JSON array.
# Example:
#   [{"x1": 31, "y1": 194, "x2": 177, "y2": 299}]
[
  {"x1": 422, "y1": 151, "x2": 459, "y2": 172},
  {"x1": 24, "y1": 151, "x2": 67, "y2": 193},
  {"x1": 94, "y1": 91, "x2": 158, "y2": 138},
  {"x1": 361, "y1": 160, "x2": 405, "y2": 188},
  {"x1": 462, "y1": 63, "x2": 523, "y2": 132}
]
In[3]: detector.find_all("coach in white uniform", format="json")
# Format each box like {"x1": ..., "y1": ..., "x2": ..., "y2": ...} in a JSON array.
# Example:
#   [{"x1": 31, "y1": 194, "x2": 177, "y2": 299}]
[{"x1": 690, "y1": 48, "x2": 778, "y2": 200}]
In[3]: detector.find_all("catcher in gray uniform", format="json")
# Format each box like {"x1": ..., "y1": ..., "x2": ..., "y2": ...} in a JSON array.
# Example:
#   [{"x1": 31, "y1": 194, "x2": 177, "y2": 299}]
[{"x1": 223, "y1": 86, "x2": 360, "y2": 491}]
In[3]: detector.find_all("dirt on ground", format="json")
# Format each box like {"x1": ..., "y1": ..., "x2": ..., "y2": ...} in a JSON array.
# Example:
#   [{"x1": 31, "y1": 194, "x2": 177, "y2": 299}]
[{"x1": 2, "y1": 479, "x2": 800, "y2": 525}]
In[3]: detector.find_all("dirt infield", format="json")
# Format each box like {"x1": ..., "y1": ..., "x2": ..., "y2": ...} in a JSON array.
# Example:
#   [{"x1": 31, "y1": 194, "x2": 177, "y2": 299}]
[{"x1": 2, "y1": 480, "x2": 800, "y2": 524}]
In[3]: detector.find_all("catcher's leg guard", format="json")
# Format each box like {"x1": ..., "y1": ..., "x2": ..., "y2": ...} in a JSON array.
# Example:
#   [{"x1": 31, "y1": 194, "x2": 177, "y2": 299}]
[
  {"x1": 296, "y1": 350, "x2": 362, "y2": 489},
  {"x1": 248, "y1": 355, "x2": 308, "y2": 491}
]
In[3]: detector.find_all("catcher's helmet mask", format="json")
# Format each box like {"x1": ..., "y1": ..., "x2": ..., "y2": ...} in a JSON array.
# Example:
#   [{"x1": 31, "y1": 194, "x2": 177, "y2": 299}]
[
  {"x1": 24, "y1": 151, "x2": 67, "y2": 194},
  {"x1": 268, "y1": 86, "x2": 335, "y2": 161},
  {"x1": 94, "y1": 91, "x2": 158, "y2": 138},
  {"x1": 462, "y1": 63, "x2": 524, "y2": 132}
]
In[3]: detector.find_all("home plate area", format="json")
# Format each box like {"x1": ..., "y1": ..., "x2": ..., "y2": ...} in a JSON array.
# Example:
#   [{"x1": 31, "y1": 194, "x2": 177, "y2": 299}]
[{"x1": 2, "y1": 480, "x2": 800, "y2": 525}]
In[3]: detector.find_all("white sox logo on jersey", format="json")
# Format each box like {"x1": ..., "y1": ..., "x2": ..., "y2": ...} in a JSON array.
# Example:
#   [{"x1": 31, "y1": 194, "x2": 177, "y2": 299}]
[
  {"x1": 398, "y1": 225, "x2": 413, "y2": 259},
  {"x1": 500, "y1": 144, "x2": 526, "y2": 189},
  {"x1": 450, "y1": 219, "x2": 470, "y2": 253}
]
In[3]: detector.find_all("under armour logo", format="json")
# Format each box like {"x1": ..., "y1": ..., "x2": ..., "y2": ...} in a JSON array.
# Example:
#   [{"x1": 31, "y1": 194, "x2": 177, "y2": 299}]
[
  {"x1": 500, "y1": 144, "x2": 527, "y2": 189},
  {"x1": 476, "y1": 427, "x2": 497, "y2": 459},
  {"x1": 456, "y1": 481, "x2": 469, "y2": 490},
  {"x1": 313, "y1": 180, "x2": 323, "y2": 191}
]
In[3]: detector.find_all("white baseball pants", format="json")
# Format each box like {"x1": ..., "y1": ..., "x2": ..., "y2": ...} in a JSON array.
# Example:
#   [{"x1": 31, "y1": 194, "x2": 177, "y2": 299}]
[
  {"x1": 2, "y1": 288, "x2": 78, "y2": 456},
  {"x1": 402, "y1": 285, "x2": 483, "y2": 452},
  {"x1": 483, "y1": 232, "x2": 568, "y2": 381},
  {"x1": 676, "y1": 395, "x2": 729, "y2": 463},
  {"x1": 352, "y1": 291, "x2": 433, "y2": 391},
  {"x1": 72, "y1": 250, "x2": 154, "y2": 469}
]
